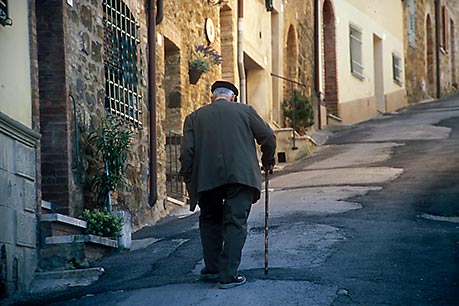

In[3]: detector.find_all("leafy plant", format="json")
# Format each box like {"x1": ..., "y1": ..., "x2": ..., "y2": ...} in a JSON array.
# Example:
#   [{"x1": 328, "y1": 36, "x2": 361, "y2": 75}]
[
  {"x1": 88, "y1": 116, "x2": 132, "y2": 209},
  {"x1": 282, "y1": 90, "x2": 315, "y2": 133},
  {"x1": 81, "y1": 209, "x2": 123, "y2": 237},
  {"x1": 189, "y1": 45, "x2": 222, "y2": 73}
]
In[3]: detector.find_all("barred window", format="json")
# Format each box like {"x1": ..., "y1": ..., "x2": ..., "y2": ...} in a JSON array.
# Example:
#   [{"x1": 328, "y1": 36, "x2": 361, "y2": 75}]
[
  {"x1": 349, "y1": 24, "x2": 364, "y2": 79},
  {"x1": 392, "y1": 53, "x2": 403, "y2": 85},
  {"x1": 103, "y1": 0, "x2": 143, "y2": 127}
]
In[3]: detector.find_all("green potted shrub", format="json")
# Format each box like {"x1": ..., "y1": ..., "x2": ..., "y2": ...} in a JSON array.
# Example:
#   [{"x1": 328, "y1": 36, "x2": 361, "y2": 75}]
[
  {"x1": 282, "y1": 90, "x2": 315, "y2": 135},
  {"x1": 81, "y1": 208, "x2": 123, "y2": 238},
  {"x1": 88, "y1": 116, "x2": 132, "y2": 210},
  {"x1": 87, "y1": 116, "x2": 133, "y2": 249}
]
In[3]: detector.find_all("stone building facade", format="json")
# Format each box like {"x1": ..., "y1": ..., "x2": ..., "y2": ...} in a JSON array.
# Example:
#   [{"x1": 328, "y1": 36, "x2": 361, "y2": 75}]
[
  {"x1": 403, "y1": 0, "x2": 459, "y2": 103},
  {"x1": 281, "y1": 0, "x2": 315, "y2": 126},
  {"x1": 403, "y1": 0, "x2": 436, "y2": 103},
  {"x1": 36, "y1": 0, "x2": 158, "y2": 229},
  {"x1": 319, "y1": 0, "x2": 407, "y2": 124},
  {"x1": 438, "y1": 0, "x2": 459, "y2": 97},
  {"x1": 33, "y1": 0, "x2": 223, "y2": 231}
]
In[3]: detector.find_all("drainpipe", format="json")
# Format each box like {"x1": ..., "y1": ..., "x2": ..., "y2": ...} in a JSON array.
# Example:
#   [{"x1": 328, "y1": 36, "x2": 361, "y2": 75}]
[
  {"x1": 314, "y1": 0, "x2": 321, "y2": 129},
  {"x1": 237, "y1": 0, "x2": 246, "y2": 104},
  {"x1": 156, "y1": 0, "x2": 163, "y2": 25},
  {"x1": 148, "y1": 0, "x2": 163, "y2": 206},
  {"x1": 434, "y1": 0, "x2": 441, "y2": 99}
]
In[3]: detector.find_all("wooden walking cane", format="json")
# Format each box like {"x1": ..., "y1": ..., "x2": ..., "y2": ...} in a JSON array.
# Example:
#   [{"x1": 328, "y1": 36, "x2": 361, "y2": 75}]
[{"x1": 264, "y1": 166, "x2": 272, "y2": 275}]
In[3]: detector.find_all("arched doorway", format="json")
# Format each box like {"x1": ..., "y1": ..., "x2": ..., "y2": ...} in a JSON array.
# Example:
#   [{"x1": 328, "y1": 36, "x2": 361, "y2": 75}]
[
  {"x1": 285, "y1": 25, "x2": 298, "y2": 100},
  {"x1": 426, "y1": 14, "x2": 435, "y2": 97},
  {"x1": 322, "y1": 0, "x2": 338, "y2": 116}
]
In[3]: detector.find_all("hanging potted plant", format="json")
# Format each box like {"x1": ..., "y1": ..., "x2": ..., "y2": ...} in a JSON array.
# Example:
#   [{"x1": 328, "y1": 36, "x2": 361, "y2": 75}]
[{"x1": 189, "y1": 45, "x2": 222, "y2": 84}]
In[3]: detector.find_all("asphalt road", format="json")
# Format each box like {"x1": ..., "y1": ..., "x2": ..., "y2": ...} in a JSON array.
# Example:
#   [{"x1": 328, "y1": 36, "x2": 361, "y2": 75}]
[{"x1": 19, "y1": 95, "x2": 459, "y2": 306}]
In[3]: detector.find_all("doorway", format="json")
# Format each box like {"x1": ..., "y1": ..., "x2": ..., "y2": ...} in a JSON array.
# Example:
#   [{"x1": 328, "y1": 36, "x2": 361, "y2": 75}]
[{"x1": 373, "y1": 34, "x2": 385, "y2": 112}]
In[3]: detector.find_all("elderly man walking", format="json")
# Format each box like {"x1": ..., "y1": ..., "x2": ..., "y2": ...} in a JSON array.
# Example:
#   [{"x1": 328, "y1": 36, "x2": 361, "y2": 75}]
[{"x1": 180, "y1": 80, "x2": 276, "y2": 289}]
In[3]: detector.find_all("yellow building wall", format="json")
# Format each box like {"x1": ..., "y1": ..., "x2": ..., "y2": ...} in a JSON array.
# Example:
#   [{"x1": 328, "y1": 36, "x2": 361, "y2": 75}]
[
  {"x1": 243, "y1": 0, "x2": 273, "y2": 121},
  {"x1": 333, "y1": 0, "x2": 407, "y2": 123},
  {"x1": 0, "y1": 0, "x2": 32, "y2": 127}
]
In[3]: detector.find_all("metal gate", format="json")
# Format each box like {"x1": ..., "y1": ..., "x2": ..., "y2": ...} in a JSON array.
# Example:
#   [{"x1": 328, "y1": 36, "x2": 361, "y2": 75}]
[{"x1": 166, "y1": 131, "x2": 187, "y2": 202}]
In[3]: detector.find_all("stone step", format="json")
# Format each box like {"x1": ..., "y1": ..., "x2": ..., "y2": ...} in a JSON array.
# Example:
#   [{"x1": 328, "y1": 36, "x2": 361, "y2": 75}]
[
  {"x1": 39, "y1": 235, "x2": 118, "y2": 271},
  {"x1": 29, "y1": 267, "x2": 105, "y2": 295},
  {"x1": 45, "y1": 234, "x2": 117, "y2": 248},
  {"x1": 40, "y1": 213, "x2": 87, "y2": 242},
  {"x1": 274, "y1": 128, "x2": 317, "y2": 163},
  {"x1": 41, "y1": 200, "x2": 53, "y2": 212}
]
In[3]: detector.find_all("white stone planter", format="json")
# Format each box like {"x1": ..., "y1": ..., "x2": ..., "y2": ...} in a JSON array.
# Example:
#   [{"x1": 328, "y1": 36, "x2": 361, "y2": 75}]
[{"x1": 112, "y1": 211, "x2": 131, "y2": 249}]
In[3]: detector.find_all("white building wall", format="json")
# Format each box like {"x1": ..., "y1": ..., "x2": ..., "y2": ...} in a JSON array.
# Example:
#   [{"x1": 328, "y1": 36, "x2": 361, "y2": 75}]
[
  {"x1": 0, "y1": 0, "x2": 33, "y2": 128},
  {"x1": 336, "y1": 0, "x2": 405, "y2": 101},
  {"x1": 322, "y1": 0, "x2": 407, "y2": 123},
  {"x1": 242, "y1": 0, "x2": 274, "y2": 120}
]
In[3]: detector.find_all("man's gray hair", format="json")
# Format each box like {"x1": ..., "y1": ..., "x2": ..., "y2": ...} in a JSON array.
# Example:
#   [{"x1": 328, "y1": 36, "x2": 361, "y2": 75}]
[{"x1": 212, "y1": 87, "x2": 235, "y2": 97}]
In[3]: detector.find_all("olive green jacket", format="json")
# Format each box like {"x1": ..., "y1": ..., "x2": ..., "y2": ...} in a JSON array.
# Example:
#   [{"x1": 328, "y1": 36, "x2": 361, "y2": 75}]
[{"x1": 179, "y1": 99, "x2": 276, "y2": 211}]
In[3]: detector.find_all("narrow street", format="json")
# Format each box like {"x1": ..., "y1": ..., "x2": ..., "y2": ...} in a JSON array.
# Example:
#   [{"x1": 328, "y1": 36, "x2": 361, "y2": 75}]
[{"x1": 27, "y1": 95, "x2": 459, "y2": 306}]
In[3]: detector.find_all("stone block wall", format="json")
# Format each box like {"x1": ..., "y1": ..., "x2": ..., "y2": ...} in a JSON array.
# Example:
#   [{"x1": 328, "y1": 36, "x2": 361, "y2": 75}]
[
  {"x1": 439, "y1": 0, "x2": 459, "y2": 96},
  {"x1": 155, "y1": 1, "x2": 222, "y2": 216},
  {"x1": 35, "y1": 0, "x2": 224, "y2": 230},
  {"x1": 0, "y1": 114, "x2": 40, "y2": 298},
  {"x1": 63, "y1": 0, "x2": 151, "y2": 227},
  {"x1": 404, "y1": 0, "x2": 459, "y2": 103},
  {"x1": 403, "y1": 0, "x2": 433, "y2": 103},
  {"x1": 282, "y1": 0, "x2": 315, "y2": 120}
]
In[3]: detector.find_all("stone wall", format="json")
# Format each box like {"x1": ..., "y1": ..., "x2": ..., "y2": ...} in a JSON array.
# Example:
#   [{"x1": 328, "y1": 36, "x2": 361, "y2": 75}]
[
  {"x1": 155, "y1": 1, "x2": 222, "y2": 222},
  {"x1": 46, "y1": 0, "x2": 224, "y2": 229},
  {"x1": 60, "y1": 0, "x2": 172, "y2": 229},
  {"x1": 0, "y1": 114, "x2": 40, "y2": 297},
  {"x1": 282, "y1": 0, "x2": 315, "y2": 123},
  {"x1": 404, "y1": 0, "x2": 430, "y2": 103},
  {"x1": 439, "y1": 0, "x2": 459, "y2": 96},
  {"x1": 404, "y1": 0, "x2": 459, "y2": 103},
  {"x1": 158, "y1": 0, "x2": 222, "y2": 119}
]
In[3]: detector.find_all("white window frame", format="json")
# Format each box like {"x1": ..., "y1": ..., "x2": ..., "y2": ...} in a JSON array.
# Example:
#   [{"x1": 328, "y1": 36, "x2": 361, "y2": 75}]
[
  {"x1": 349, "y1": 24, "x2": 364, "y2": 80},
  {"x1": 392, "y1": 52, "x2": 403, "y2": 85}
]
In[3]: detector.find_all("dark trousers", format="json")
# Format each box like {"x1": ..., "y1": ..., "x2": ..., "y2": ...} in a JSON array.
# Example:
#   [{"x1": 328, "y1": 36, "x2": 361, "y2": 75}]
[{"x1": 198, "y1": 184, "x2": 255, "y2": 283}]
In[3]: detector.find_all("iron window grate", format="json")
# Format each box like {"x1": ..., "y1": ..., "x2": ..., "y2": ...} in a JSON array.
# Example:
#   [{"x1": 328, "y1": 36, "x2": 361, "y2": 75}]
[{"x1": 103, "y1": 0, "x2": 143, "y2": 127}]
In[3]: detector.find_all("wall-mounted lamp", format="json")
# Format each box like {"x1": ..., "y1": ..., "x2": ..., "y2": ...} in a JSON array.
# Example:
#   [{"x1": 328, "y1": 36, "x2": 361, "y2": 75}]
[
  {"x1": 265, "y1": 0, "x2": 273, "y2": 11},
  {"x1": 0, "y1": 0, "x2": 13, "y2": 27}
]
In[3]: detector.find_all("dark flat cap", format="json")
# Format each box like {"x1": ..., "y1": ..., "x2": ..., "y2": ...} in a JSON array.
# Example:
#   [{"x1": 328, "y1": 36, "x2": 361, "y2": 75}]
[{"x1": 211, "y1": 80, "x2": 239, "y2": 97}]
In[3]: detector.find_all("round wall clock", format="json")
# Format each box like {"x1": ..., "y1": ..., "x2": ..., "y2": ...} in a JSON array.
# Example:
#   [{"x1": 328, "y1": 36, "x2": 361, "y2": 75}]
[{"x1": 205, "y1": 18, "x2": 216, "y2": 44}]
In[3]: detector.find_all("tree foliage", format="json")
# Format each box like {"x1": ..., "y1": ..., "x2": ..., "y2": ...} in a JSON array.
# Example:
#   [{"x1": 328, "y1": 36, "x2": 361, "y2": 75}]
[
  {"x1": 88, "y1": 117, "x2": 132, "y2": 208},
  {"x1": 282, "y1": 90, "x2": 315, "y2": 132}
]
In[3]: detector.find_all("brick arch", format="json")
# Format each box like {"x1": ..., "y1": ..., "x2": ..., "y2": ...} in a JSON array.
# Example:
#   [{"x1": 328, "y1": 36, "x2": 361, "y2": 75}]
[
  {"x1": 322, "y1": 0, "x2": 338, "y2": 116},
  {"x1": 451, "y1": 19, "x2": 457, "y2": 88},
  {"x1": 426, "y1": 13, "x2": 435, "y2": 96}
]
